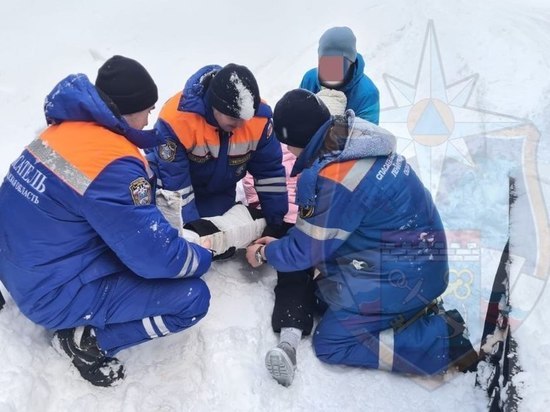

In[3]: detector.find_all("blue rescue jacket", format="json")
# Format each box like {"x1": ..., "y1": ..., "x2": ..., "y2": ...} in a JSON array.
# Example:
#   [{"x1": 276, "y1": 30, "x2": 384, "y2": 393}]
[
  {"x1": 0, "y1": 74, "x2": 212, "y2": 329},
  {"x1": 266, "y1": 113, "x2": 448, "y2": 325},
  {"x1": 148, "y1": 65, "x2": 288, "y2": 225},
  {"x1": 300, "y1": 53, "x2": 380, "y2": 125}
]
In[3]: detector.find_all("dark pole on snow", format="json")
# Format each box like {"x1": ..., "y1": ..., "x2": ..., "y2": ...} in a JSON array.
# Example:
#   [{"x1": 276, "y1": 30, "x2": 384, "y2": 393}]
[{"x1": 475, "y1": 177, "x2": 521, "y2": 411}]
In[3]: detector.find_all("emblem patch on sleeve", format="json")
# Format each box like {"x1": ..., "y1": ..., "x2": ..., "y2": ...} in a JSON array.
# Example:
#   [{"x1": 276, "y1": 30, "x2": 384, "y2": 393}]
[
  {"x1": 299, "y1": 205, "x2": 315, "y2": 219},
  {"x1": 159, "y1": 140, "x2": 177, "y2": 162},
  {"x1": 265, "y1": 119, "x2": 274, "y2": 139},
  {"x1": 129, "y1": 177, "x2": 152, "y2": 206}
]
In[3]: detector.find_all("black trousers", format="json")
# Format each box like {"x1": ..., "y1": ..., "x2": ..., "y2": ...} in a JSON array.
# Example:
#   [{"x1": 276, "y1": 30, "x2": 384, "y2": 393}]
[
  {"x1": 263, "y1": 221, "x2": 316, "y2": 336},
  {"x1": 271, "y1": 269, "x2": 316, "y2": 335}
]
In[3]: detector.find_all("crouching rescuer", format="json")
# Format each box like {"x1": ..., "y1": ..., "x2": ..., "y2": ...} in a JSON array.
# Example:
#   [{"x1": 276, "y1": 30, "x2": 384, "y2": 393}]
[
  {"x1": 0, "y1": 56, "x2": 213, "y2": 387},
  {"x1": 246, "y1": 89, "x2": 479, "y2": 385},
  {"x1": 146, "y1": 63, "x2": 288, "y2": 259}
]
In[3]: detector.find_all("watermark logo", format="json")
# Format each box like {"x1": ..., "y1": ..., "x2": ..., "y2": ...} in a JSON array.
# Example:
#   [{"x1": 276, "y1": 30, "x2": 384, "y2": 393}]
[{"x1": 375, "y1": 20, "x2": 549, "y2": 388}]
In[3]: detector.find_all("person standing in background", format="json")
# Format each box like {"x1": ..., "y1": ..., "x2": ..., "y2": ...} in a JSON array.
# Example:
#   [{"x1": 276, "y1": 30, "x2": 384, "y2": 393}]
[{"x1": 300, "y1": 26, "x2": 380, "y2": 125}]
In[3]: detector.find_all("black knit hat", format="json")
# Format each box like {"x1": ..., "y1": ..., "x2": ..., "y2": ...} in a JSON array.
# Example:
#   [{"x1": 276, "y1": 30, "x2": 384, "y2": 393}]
[
  {"x1": 95, "y1": 55, "x2": 158, "y2": 115},
  {"x1": 208, "y1": 63, "x2": 260, "y2": 120},
  {"x1": 273, "y1": 89, "x2": 331, "y2": 148}
]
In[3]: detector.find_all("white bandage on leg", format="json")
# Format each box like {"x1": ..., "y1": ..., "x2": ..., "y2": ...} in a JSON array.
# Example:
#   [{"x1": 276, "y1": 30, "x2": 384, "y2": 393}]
[
  {"x1": 156, "y1": 190, "x2": 266, "y2": 253},
  {"x1": 203, "y1": 204, "x2": 266, "y2": 255},
  {"x1": 180, "y1": 228, "x2": 201, "y2": 245},
  {"x1": 156, "y1": 188, "x2": 185, "y2": 236}
]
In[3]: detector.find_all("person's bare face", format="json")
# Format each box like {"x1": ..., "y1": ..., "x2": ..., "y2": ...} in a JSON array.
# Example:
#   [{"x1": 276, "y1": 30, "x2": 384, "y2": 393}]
[
  {"x1": 123, "y1": 106, "x2": 155, "y2": 130},
  {"x1": 213, "y1": 108, "x2": 245, "y2": 132}
]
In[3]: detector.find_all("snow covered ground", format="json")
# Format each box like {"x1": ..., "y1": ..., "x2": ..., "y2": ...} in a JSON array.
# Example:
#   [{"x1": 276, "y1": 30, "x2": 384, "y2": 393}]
[{"x1": 1, "y1": 0, "x2": 549, "y2": 410}]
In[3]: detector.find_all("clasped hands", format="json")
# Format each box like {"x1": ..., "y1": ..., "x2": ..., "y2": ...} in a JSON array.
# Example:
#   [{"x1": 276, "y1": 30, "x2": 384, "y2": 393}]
[{"x1": 245, "y1": 236, "x2": 276, "y2": 268}]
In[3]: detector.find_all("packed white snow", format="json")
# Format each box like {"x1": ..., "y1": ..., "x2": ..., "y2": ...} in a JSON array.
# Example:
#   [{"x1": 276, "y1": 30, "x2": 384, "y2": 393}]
[{"x1": 1, "y1": 0, "x2": 549, "y2": 411}]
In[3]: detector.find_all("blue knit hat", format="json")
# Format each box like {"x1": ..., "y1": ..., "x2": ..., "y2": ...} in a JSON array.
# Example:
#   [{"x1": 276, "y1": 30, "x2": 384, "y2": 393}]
[{"x1": 318, "y1": 27, "x2": 357, "y2": 62}]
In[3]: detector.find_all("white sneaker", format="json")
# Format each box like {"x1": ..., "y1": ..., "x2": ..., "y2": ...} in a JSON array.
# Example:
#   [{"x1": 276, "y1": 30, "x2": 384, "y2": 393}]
[{"x1": 265, "y1": 342, "x2": 297, "y2": 387}]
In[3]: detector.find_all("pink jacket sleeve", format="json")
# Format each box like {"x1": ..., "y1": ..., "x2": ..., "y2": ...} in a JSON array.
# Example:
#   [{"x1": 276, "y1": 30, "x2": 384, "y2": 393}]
[{"x1": 243, "y1": 144, "x2": 298, "y2": 224}]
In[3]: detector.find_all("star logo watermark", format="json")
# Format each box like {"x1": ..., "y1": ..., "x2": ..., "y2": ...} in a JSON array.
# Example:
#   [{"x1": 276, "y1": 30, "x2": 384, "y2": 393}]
[
  {"x1": 378, "y1": 20, "x2": 549, "y2": 391},
  {"x1": 381, "y1": 20, "x2": 524, "y2": 197}
]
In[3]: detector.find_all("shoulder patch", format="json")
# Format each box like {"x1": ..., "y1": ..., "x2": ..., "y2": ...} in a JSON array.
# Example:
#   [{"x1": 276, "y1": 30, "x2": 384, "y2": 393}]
[
  {"x1": 158, "y1": 140, "x2": 177, "y2": 162},
  {"x1": 235, "y1": 164, "x2": 247, "y2": 178},
  {"x1": 299, "y1": 205, "x2": 315, "y2": 219},
  {"x1": 129, "y1": 177, "x2": 152, "y2": 206},
  {"x1": 265, "y1": 119, "x2": 273, "y2": 139}
]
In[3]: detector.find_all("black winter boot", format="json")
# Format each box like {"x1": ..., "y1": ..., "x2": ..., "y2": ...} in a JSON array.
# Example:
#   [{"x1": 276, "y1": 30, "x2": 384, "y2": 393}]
[
  {"x1": 53, "y1": 326, "x2": 125, "y2": 387},
  {"x1": 444, "y1": 309, "x2": 479, "y2": 373}
]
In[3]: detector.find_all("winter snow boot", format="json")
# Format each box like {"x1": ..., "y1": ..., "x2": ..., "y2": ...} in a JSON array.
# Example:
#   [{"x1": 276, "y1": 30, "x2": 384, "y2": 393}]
[
  {"x1": 265, "y1": 342, "x2": 297, "y2": 387},
  {"x1": 53, "y1": 326, "x2": 125, "y2": 387},
  {"x1": 444, "y1": 309, "x2": 479, "y2": 373}
]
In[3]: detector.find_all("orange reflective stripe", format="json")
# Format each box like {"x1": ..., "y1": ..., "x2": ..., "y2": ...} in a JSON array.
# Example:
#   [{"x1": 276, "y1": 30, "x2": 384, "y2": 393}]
[
  {"x1": 159, "y1": 93, "x2": 218, "y2": 150},
  {"x1": 228, "y1": 117, "x2": 268, "y2": 144},
  {"x1": 158, "y1": 92, "x2": 186, "y2": 140},
  {"x1": 159, "y1": 91, "x2": 269, "y2": 158},
  {"x1": 319, "y1": 160, "x2": 356, "y2": 183},
  {"x1": 319, "y1": 158, "x2": 376, "y2": 191},
  {"x1": 39, "y1": 121, "x2": 145, "y2": 181}
]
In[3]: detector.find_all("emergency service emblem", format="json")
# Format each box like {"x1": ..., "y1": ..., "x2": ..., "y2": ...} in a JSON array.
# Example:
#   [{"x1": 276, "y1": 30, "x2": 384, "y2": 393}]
[
  {"x1": 376, "y1": 21, "x2": 549, "y2": 394},
  {"x1": 235, "y1": 164, "x2": 247, "y2": 177},
  {"x1": 159, "y1": 140, "x2": 177, "y2": 162},
  {"x1": 129, "y1": 177, "x2": 152, "y2": 206},
  {"x1": 299, "y1": 205, "x2": 315, "y2": 219},
  {"x1": 266, "y1": 119, "x2": 273, "y2": 139}
]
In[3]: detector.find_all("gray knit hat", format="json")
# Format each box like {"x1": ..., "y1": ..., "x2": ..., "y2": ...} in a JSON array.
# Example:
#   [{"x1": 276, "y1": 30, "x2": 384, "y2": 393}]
[{"x1": 318, "y1": 26, "x2": 357, "y2": 62}]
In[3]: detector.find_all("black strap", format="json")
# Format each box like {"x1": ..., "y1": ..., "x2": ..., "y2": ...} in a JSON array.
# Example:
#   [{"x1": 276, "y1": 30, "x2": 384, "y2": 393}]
[
  {"x1": 391, "y1": 299, "x2": 441, "y2": 334},
  {"x1": 183, "y1": 219, "x2": 219, "y2": 236}
]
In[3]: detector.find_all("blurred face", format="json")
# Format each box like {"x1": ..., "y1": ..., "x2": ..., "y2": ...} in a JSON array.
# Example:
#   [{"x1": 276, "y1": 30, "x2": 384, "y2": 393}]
[
  {"x1": 213, "y1": 108, "x2": 245, "y2": 132},
  {"x1": 318, "y1": 56, "x2": 353, "y2": 88},
  {"x1": 123, "y1": 106, "x2": 155, "y2": 130}
]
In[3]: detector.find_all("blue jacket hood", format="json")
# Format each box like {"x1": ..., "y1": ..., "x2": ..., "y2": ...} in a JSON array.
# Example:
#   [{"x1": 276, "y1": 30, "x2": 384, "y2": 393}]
[
  {"x1": 292, "y1": 110, "x2": 394, "y2": 177},
  {"x1": 293, "y1": 111, "x2": 396, "y2": 208},
  {"x1": 44, "y1": 74, "x2": 164, "y2": 148},
  {"x1": 179, "y1": 65, "x2": 222, "y2": 115},
  {"x1": 342, "y1": 53, "x2": 366, "y2": 93},
  {"x1": 303, "y1": 53, "x2": 367, "y2": 93}
]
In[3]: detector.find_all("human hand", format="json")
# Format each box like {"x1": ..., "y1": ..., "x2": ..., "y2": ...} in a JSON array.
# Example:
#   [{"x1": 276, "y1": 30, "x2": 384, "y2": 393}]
[
  {"x1": 245, "y1": 237, "x2": 276, "y2": 267},
  {"x1": 246, "y1": 243, "x2": 265, "y2": 268},
  {"x1": 201, "y1": 237, "x2": 212, "y2": 250},
  {"x1": 253, "y1": 236, "x2": 277, "y2": 246}
]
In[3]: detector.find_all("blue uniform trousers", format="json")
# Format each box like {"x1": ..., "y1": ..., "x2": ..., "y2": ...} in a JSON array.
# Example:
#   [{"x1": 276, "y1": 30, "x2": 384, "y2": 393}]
[
  {"x1": 313, "y1": 308, "x2": 450, "y2": 375},
  {"x1": 49, "y1": 271, "x2": 210, "y2": 356}
]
